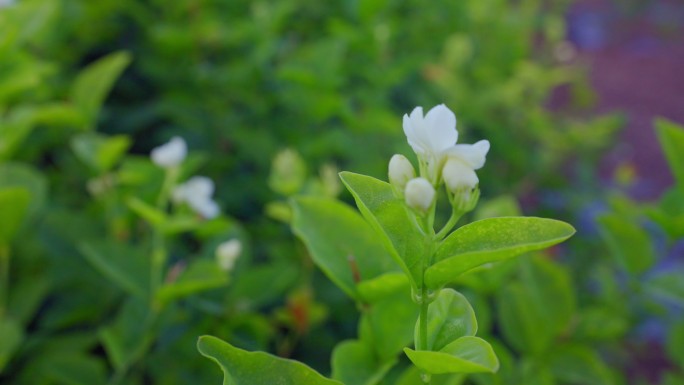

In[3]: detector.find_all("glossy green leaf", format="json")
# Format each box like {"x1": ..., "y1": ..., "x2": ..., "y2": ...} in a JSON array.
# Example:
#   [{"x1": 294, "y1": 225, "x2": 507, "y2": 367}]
[
  {"x1": 597, "y1": 213, "x2": 655, "y2": 275},
  {"x1": 0, "y1": 187, "x2": 30, "y2": 243},
  {"x1": 359, "y1": 282, "x2": 418, "y2": 361},
  {"x1": 156, "y1": 259, "x2": 229, "y2": 305},
  {"x1": 645, "y1": 271, "x2": 684, "y2": 306},
  {"x1": 78, "y1": 240, "x2": 149, "y2": 298},
  {"x1": 357, "y1": 272, "x2": 408, "y2": 303},
  {"x1": 291, "y1": 197, "x2": 398, "y2": 300},
  {"x1": 497, "y1": 257, "x2": 575, "y2": 354},
  {"x1": 71, "y1": 51, "x2": 132, "y2": 127},
  {"x1": 0, "y1": 317, "x2": 23, "y2": 373},
  {"x1": 548, "y1": 345, "x2": 614, "y2": 385},
  {"x1": 655, "y1": 118, "x2": 684, "y2": 187},
  {"x1": 71, "y1": 132, "x2": 131, "y2": 173},
  {"x1": 340, "y1": 171, "x2": 427, "y2": 289},
  {"x1": 426, "y1": 217, "x2": 575, "y2": 289},
  {"x1": 404, "y1": 336, "x2": 499, "y2": 374},
  {"x1": 331, "y1": 340, "x2": 395, "y2": 385},
  {"x1": 197, "y1": 335, "x2": 342, "y2": 385},
  {"x1": 415, "y1": 289, "x2": 477, "y2": 351}
]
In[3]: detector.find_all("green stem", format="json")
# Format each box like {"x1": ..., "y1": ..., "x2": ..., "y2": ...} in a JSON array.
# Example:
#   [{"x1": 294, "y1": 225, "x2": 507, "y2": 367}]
[
  {"x1": 0, "y1": 245, "x2": 9, "y2": 317},
  {"x1": 419, "y1": 285, "x2": 428, "y2": 350},
  {"x1": 434, "y1": 208, "x2": 461, "y2": 241}
]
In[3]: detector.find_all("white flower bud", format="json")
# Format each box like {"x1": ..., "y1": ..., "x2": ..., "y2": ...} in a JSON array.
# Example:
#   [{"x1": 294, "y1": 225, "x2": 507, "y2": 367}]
[
  {"x1": 173, "y1": 176, "x2": 220, "y2": 219},
  {"x1": 388, "y1": 154, "x2": 415, "y2": 190},
  {"x1": 151, "y1": 136, "x2": 187, "y2": 168},
  {"x1": 216, "y1": 239, "x2": 242, "y2": 271},
  {"x1": 404, "y1": 177, "x2": 435, "y2": 213},
  {"x1": 443, "y1": 157, "x2": 479, "y2": 193}
]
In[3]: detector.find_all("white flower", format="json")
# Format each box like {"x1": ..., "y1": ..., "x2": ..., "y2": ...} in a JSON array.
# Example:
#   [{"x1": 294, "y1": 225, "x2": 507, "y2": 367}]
[
  {"x1": 404, "y1": 177, "x2": 435, "y2": 214},
  {"x1": 216, "y1": 239, "x2": 242, "y2": 272},
  {"x1": 442, "y1": 140, "x2": 490, "y2": 193},
  {"x1": 151, "y1": 136, "x2": 187, "y2": 168},
  {"x1": 388, "y1": 154, "x2": 415, "y2": 190},
  {"x1": 173, "y1": 176, "x2": 220, "y2": 219},
  {"x1": 402, "y1": 104, "x2": 489, "y2": 183}
]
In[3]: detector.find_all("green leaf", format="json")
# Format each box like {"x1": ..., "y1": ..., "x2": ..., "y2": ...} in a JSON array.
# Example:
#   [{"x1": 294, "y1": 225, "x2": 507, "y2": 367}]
[
  {"x1": 425, "y1": 217, "x2": 575, "y2": 289},
  {"x1": 396, "y1": 366, "x2": 466, "y2": 385},
  {"x1": 39, "y1": 354, "x2": 108, "y2": 385},
  {"x1": 357, "y1": 272, "x2": 408, "y2": 303},
  {"x1": 78, "y1": 240, "x2": 149, "y2": 298},
  {"x1": 0, "y1": 162, "x2": 47, "y2": 220},
  {"x1": 227, "y1": 262, "x2": 299, "y2": 310},
  {"x1": 292, "y1": 197, "x2": 398, "y2": 300},
  {"x1": 340, "y1": 171, "x2": 427, "y2": 289},
  {"x1": 0, "y1": 317, "x2": 23, "y2": 373},
  {"x1": 331, "y1": 340, "x2": 395, "y2": 385},
  {"x1": 197, "y1": 335, "x2": 343, "y2": 385},
  {"x1": 404, "y1": 337, "x2": 499, "y2": 374},
  {"x1": 645, "y1": 271, "x2": 684, "y2": 306},
  {"x1": 574, "y1": 306, "x2": 628, "y2": 341},
  {"x1": 496, "y1": 257, "x2": 575, "y2": 354},
  {"x1": 71, "y1": 51, "x2": 132, "y2": 127},
  {"x1": 415, "y1": 289, "x2": 477, "y2": 351},
  {"x1": 359, "y1": 282, "x2": 418, "y2": 361},
  {"x1": 0, "y1": 187, "x2": 31, "y2": 243},
  {"x1": 71, "y1": 132, "x2": 131, "y2": 173},
  {"x1": 596, "y1": 213, "x2": 655, "y2": 275},
  {"x1": 548, "y1": 345, "x2": 615, "y2": 385},
  {"x1": 126, "y1": 196, "x2": 167, "y2": 226},
  {"x1": 156, "y1": 259, "x2": 229, "y2": 305},
  {"x1": 655, "y1": 118, "x2": 684, "y2": 187},
  {"x1": 666, "y1": 321, "x2": 684, "y2": 366},
  {"x1": 100, "y1": 298, "x2": 153, "y2": 371}
]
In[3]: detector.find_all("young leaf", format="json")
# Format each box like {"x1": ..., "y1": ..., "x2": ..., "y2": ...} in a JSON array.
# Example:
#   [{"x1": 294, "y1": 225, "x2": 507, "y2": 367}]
[
  {"x1": 331, "y1": 340, "x2": 395, "y2": 385},
  {"x1": 596, "y1": 213, "x2": 655, "y2": 275},
  {"x1": 339, "y1": 171, "x2": 427, "y2": 289},
  {"x1": 71, "y1": 132, "x2": 131, "y2": 173},
  {"x1": 415, "y1": 289, "x2": 477, "y2": 351},
  {"x1": 291, "y1": 197, "x2": 398, "y2": 300},
  {"x1": 78, "y1": 240, "x2": 149, "y2": 298},
  {"x1": 655, "y1": 118, "x2": 684, "y2": 187},
  {"x1": 404, "y1": 336, "x2": 499, "y2": 374},
  {"x1": 71, "y1": 51, "x2": 132, "y2": 128},
  {"x1": 197, "y1": 335, "x2": 343, "y2": 385},
  {"x1": 156, "y1": 259, "x2": 229, "y2": 305},
  {"x1": 425, "y1": 217, "x2": 575, "y2": 289}
]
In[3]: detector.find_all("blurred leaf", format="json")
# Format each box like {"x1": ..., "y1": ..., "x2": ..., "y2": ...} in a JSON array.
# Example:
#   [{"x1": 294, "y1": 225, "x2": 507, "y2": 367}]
[
  {"x1": 227, "y1": 261, "x2": 299, "y2": 310},
  {"x1": 597, "y1": 213, "x2": 655, "y2": 275},
  {"x1": 645, "y1": 271, "x2": 684, "y2": 307},
  {"x1": 70, "y1": 51, "x2": 132, "y2": 127},
  {"x1": 291, "y1": 196, "x2": 398, "y2": 301},
  {"x1": 404, "y1": 337, "x2": 499, "y2": 375},
  {"x1": 7, "y1": 277, "x2": 50, "y2": 325},
  {"x1": 416, "y1": 289, "x2": 477, "y2": 351},
  {"x1": 156, "y1": 259, "x2": 229, "y2": 305},
  {"x1": 126, "y1": 196, "x2": 167, "y2": 226},
  {"x1": 474, "y1": 195, "x2": 522, "y2": 220},
  {"x1": 396, "y1": 366, "x2": 466, "y2": 385},
  {"x1": 100, "y1": 298, "x2": 153, "y2": 371},
  {"x1": 574, "y1": 306, "x2": 628, "y2": 341},
  {"x1": 71, "y1": 132, "x2": 131, "y2": 173},
  {"x1": 268, "y1": 148, "x2": 307, "y2": 196},
  {"x1": 0, "y1": 187, "x2": 30, "y2": 243},
  {"x1": 197, "y1": 335, "x2": 343, "y2": 385},
  {"x1": 655, "y1": 118, "x2": 684, "y2": 187},
  {"x1": 331, "y1": 340, "x2": 395, "y2": 385},
  {"x1": 0, "y1": 316, "x2": 23, "y2": 373},
  {"x1": 38, "y1": 353, "x2": 108, "y2": 385},
  {"x1": 548, "y1": 345, "x2": 614, "y2": 385},
  {"x1": 0, "y1": 162, "x2": 47, "y2": 220},
  {"x1": 426, "y1": 217, "x2": 575, "y2": 289},
  {"x1": 78, "y1": 240, "x2": 149, "y2": 298},
  {"x1": 340, "y1": 171, "x2": 426, "y2": 289},
  {"x1": 666, "y1": 321, "x2": 684, "y2": 365}
]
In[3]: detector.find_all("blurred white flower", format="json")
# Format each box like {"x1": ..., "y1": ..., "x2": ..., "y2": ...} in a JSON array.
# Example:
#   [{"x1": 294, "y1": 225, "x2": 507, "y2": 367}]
[
  {"x1": 173, "y1": 176, "x2": 220, "y2": 219},
  {"x1": 388, "y1": 154, "x2": 415, "y2": 191},
  {"x1": 402, "y1": 104, "x2": 489, "y2": 184},
  {"x1": 216, "y1": 239, "x2": 242, "y2": 272},
  {"x1": 404, "y1": 177, "x2": 435, "y2": 214},
  {"x1": 442, "y1": 140, "x2": 490, "y2": 193},
  {"x1": 151, "y1": 136, "x2": 187, "y2": 168}
]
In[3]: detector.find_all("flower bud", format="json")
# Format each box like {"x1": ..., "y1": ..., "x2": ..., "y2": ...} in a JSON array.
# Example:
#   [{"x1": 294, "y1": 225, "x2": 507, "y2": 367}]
[
  {"x1": 404, "y1": 177, "x2": 435, "y2": 214},
  {"x1": 388, "y1": 154, "x2": 416, "y2": 190},
  {"x1": 151, "y1": 136, "x2": 187, "y2": 168},
  {"x1": 443, "y1": 157, "x2": 479, "y2": 193},
  {"x1": 216, "y1": 239, "x2": 242, "y2": 271}
]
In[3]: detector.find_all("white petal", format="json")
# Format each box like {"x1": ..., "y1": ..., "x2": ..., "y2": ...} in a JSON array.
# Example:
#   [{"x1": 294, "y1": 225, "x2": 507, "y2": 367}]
[
  {"x1": 403, "y1": 108, "x2": 428, "y2": 156},
  {"x1": 184, "y1": 176, "x2": 215, "y2": 198},
  {"x1": 192, "y1": 198, "x2": 220, "y2": 219},
  {"x1": 424, "y1": 104, "x2": 458, "y2": 153},
  {"x1": 150, "y1": 136, "x2": 187, "y2": 168},
  {"x1": 388, "y1": 154, "x2": 416, "y2": 189},
  {"x1": 443, "y1": 158, "x2": 479, "y2": 192},
  {"x1": 404, "y1": 177, "x2": 435, "y2": 213},
  {"x1": 444, "y1": 140, "x2": 490, "y2": 169}
]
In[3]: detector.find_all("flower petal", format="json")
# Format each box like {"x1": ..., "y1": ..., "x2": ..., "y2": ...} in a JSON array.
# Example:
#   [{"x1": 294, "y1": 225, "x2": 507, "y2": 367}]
[
  {"x1": 424, "y1": 104, "x2": 458, "y2": 153},
  {"x1": 444, "y1": 140, "x2": 490, "y2": 169}
]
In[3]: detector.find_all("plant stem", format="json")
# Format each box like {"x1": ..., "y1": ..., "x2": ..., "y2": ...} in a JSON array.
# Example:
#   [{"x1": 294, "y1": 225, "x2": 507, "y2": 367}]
[
  {"x1": 434, "y1": 208, "x2": 461, "y2": 241},
  {"x1": 419, "y1": 284, "x2": 428, "y2": 351},
  {"x1": 0, "y1": 244, "x2": 9, "y2": 317}
]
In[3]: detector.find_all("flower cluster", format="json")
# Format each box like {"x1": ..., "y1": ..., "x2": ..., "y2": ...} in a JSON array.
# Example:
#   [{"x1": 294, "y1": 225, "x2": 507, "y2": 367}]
[
  {"x1": 151, "y1": 137, "x2": 220, "y2": 219},
  {"x1": 389, "y1": 104, "x2": 489, "y2": 214}
]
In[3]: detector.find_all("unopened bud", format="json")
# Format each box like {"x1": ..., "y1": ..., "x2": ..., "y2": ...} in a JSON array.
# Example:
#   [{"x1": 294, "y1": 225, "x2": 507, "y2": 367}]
[
  {"x1": 404, "y1": 177, "x2": 435, "y2": 214},
  {"x1": 388, "y1": 154, "x2": 416, "y2": 190},
  {"x1": 443, "y1": 157, "x2": 478, "y2": 194},
  {"x1": 216, "y1": 239, "x2": 242, "y2": 271}
]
